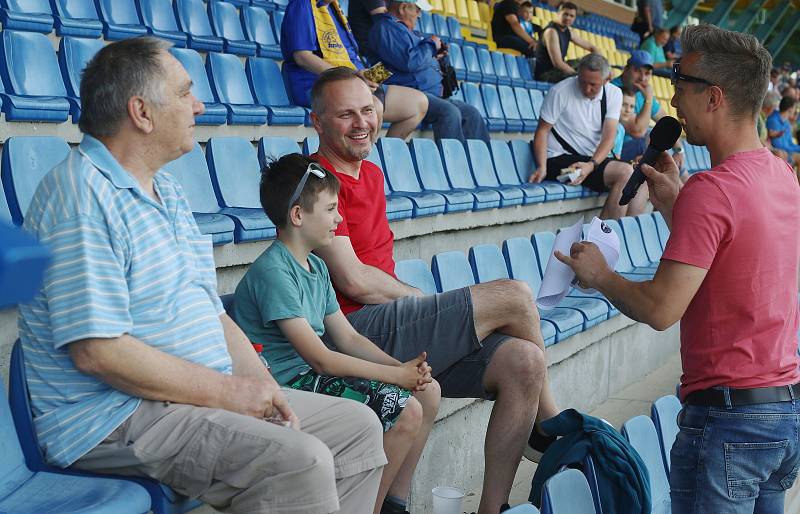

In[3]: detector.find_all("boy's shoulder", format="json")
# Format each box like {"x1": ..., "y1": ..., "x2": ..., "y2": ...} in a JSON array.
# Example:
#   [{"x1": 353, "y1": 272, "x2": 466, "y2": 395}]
[{"x1": 247, "y1": 241, "x2": 297, "y2": 278}]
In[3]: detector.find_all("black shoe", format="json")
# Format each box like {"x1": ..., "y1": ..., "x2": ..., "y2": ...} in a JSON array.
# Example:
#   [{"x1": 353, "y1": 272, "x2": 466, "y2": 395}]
[
  {"x1": 380, "y1": 499, "x2": 409, "y2": 514},
  {"x1": 523, "y1": 424, "x2": 557, "y2": 462}
]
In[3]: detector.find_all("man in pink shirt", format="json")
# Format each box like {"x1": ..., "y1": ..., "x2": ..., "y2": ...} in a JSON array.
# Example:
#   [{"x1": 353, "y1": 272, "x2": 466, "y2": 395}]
[{"x1": 558, "y1": 25, "x2": 800, "y2": 514}]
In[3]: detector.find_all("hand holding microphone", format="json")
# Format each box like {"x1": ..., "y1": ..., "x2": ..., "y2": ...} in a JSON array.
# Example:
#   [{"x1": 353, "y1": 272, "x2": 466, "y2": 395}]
[{"x1": 619, "y1": 116, "x2": 682, "y2": 205}]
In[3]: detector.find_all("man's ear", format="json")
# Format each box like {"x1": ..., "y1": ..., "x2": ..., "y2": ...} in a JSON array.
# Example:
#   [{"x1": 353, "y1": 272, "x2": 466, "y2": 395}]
[
  {"x1": 707, "y1": 85, "x2": 724, "y2": 112},
  {"x1": 127, "y1": 96, "x2": 155, "y2": 134},
  {"x1": 310, "y1": 111, "x2": 323, "y2": 136}
]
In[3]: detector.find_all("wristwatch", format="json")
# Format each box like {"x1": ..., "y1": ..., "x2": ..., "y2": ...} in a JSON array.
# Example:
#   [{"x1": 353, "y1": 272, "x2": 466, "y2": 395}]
[
  {"x1": 589, "y1": 159, "x2": 599, "y2": 170},
  {"x1": 672, "y1": 147, "x2": 683, "y2": 154}
]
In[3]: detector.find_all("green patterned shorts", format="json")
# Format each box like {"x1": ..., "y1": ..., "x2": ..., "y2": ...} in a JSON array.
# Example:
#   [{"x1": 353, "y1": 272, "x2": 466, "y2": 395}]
[{"x1": 285, "y1": 370, "x2": 412, "y2": 432}]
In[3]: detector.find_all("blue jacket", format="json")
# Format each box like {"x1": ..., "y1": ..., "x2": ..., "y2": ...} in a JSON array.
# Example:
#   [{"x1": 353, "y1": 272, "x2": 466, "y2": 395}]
[
  {"x1": 368, "y1": 13, "x2": 442, "y2": 96},
  {"x1": 529, "y1": 409, "x2": 652, "y2": 514}
]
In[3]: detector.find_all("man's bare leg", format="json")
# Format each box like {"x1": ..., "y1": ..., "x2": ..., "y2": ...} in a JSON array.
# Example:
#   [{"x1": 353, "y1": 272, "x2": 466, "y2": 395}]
[
  {"x1": 374, "y1": 397, "x2": 422, "y2": 514},
  {"x1": 599, "y1": 161, "x2": 638, "y2": 219},
  {"x1": 383, "y1": 85, "x2": 428, "y2": 140}
]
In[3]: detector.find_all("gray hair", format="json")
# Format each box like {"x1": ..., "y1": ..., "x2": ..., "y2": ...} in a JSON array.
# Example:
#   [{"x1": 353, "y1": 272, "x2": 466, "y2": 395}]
[
  {"x1": 681, "y1": 24, "x2": 771, "y2": 120},
  {"x1": 762, "y1": 90, "x2": 781, "y2": 111},
  {"x1": 79, "y1": 37, "x2": 172, "y2": 138},
  {"x1": 577, "y1": 53, "x2": 610, "y2": 80}
]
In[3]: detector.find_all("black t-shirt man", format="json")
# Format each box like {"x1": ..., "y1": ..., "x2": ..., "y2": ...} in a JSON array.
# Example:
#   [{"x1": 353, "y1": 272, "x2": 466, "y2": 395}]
[
  {"x1": 491, "y1": 0, "x2": 537, "y2": 57},
  {"x1": 348, "y1": 0, "x2": 386, "y2": 62}
]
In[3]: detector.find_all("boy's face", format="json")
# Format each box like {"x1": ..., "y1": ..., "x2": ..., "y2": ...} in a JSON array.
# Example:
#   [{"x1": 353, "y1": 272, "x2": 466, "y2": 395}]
[
  {"x1": 300, "y1": 189, "x2": 342, "y2": 249},
  {"x1": 519, "y1": 7, "x2": 532, "y2": 21},
  {"x1": 620, "y1": 94, "x2": 635, "y2": 123}
]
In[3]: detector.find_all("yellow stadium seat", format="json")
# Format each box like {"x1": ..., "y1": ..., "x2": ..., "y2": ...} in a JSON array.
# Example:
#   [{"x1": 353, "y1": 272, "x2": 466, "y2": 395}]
[
  {"x1": 443, "y1": 0, "x2": 457, "y2": 17},
  {"x1": 478, "y1": 0, "x2": 491, "y2": 24},
  {"x1": 429, "y1": 0, "x2": 443, "y2": 13},
  {"x1": 467, "y1": 0, "x2": 485, "y2": 31},
  {"x1": 497, "y1": 47, "x2": 521, "y2": 56},
  {"x1": 455, "y1": 0, "x2": 471, "y2": 26}
]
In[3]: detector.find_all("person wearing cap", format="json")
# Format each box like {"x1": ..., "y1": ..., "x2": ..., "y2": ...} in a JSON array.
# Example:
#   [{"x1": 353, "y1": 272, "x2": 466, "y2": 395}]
[
  {"x1": 611, "y1": 50, "x2": 684, "y2": 167},
  {"x1": 533, "y1": 1, "x2": 599, "y2": 83},
  {"x1": 281, "y1": 0, "x2": 428, "y2": 140},
  {"x1": 368, "y1": 0, "x2": 490, "y2": 143}
]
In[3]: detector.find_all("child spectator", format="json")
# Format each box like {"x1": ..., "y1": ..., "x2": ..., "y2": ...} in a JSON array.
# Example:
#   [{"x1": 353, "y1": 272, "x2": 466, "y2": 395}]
[
  {"x1": 234, "y1": 153, "x2": 440, "y2": 514},
  {"x1": 517, "y1": 1, "x2": 539, "y2": 40},
  {"x1": 614, "y1": 90, "x2": 635, "y2": 160}
]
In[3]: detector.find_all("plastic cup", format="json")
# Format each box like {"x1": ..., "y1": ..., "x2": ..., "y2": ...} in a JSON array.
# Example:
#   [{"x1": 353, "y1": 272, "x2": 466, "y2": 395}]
[{"x1": 432, "y1": 486, "x2": 465, "y2": 514}]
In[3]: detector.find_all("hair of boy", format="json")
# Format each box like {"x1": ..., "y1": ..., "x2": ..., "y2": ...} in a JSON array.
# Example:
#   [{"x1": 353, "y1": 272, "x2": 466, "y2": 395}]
[
  {"x1": 779, "y1": 96, "x2": 797, "y2": 114},
  {"x1": 310, "y1": 66, "x2": 364, "y2": 115},
  {"x1": 558, "y1": 2, "x2": 577, "y2": 11},
  {"x1": 518, "y1": 1, "x2": 533, "y2": 10},
  {"x1": 260, "y1": 153, "x2": 341, "y2": 228}
]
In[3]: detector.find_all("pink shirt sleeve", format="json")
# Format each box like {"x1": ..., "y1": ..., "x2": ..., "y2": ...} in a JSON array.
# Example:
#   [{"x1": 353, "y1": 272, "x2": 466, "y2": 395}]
[{"x1": 661, "y1": 174, "x2": 734, "y2": 270}]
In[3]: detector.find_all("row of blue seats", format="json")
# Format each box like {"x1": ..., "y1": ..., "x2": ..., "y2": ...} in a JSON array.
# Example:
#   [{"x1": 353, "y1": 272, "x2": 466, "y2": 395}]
[
  {"x1": 448, "y1": 42, "x2": 553, "y2": 92},
  {"x1": 0, "y1": 135, "x2": 598, "y2": 245}
]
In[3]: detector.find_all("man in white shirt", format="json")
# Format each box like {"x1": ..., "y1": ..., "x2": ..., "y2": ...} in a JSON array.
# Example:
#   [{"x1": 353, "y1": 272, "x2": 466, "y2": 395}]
[{"x1": 529, "y1": 53, "x2": 647, "y2": 219}]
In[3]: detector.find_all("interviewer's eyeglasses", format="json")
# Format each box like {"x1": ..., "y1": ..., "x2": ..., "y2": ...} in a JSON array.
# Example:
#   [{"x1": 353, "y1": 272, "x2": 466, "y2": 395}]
[
  {"x1": 671, "y1": 62, "x2": 714, "y2": 87},
  {"x1": 287, "y1": 163, "x2": 327, "y2": 213}
]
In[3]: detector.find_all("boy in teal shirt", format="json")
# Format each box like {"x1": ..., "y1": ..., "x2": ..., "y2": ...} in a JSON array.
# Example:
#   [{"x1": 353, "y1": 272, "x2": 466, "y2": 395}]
[{"x1": 235, "y1": 153, "x2": 440, "y2": 514}]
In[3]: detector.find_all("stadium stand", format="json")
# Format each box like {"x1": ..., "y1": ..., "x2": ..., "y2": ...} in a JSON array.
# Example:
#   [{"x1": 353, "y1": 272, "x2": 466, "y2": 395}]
[{"x1": 50, "y1": 0, "x2": 103, "y2": 38}]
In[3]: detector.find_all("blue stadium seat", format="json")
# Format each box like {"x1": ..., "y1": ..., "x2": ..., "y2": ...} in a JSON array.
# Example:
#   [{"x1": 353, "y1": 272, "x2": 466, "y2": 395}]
[
  {"x1": 438, "y1": 139, "x2": 501, "y2": 210},
  {"x1": 206, "y1": 137, "x2": 276, "y2": 241},
  {"x1": 529, "y1": 89, "x2": 544, "y2": 117},
  {"x1": 169, "y1": 48, "x2": 228, "y2": 125},
  {"x1": 271, "y1": 9, "x2": 284, "y2": 43},
  {"x1": 462, "y1": 81, "x2": 488, "y2": 123},
  {"x1": 377, "y1": 138, "x2": 446, "y2": 217},
  {"x1": 431, "y1": 13, "x2": 450, "y2": 41},
  {"x1": 51, "y1": 0, "x2": 103, "y2": 38},
  {"x1": 488, "y1": 140, "x2": 545, "y2": 204},
  {"x1": 0, "y1": 0, "x2": 53, "y2": 33},
  {"x1": 446, "y1": 16, "x2": 465, "y2": 45},
  {"x1": 162, "y1": 143, "x2": 235, "y2": 245},
  {"x1": 462, "y1": 45, "x2": 482, "y2": 82},
  {"x1": 636, "y1": 213, "x2": 663, "y2": 262},
  {"x1": 242, "y1": 6, "x2": 282, "y2": 59},
  {"x1": 464, "y1": 139, "x2": 524, "y2": 207},
  {"x1": 302, "y1": 135, "x2": 319, "y2": 155},
  {"x1": 58, "y1": 37, "x2": 104, "y2": 121},
  {"x1": 418, "y1": 10, "x2": 434, "y2": 35},
  {"x1": 206, "y1": 52, "x2": 268, "y2": 124},
  {"x1": 600, "y1": 219, "x2": 657, "y2": 277},
  {"x1": 431, "y1": 250, "x2": 475, "y2": 292},
  {"x1": 0, "y1": 223, "x2": 49, "y2": 309},
  {"x1": 504, "y1": 53, "x2": 525, "y2": 87},
  {"x1": 651, "y1": 394, "x2": 681, "y2": 473},
  {"x1": 619, "y1": 216, "x2": 659, "y2": 268},
  {"x1": 138, "y1": 0, "x2": 188, "y2": 46},
  {"x1": 0, "y1": 31, "x2": 70, "y2": 122},
  {"x1": 622, "y1": 416, "x2": 672, "y2": 514},
  {"x1": 652, "y1": 211, "x2": 669, "y2": 249},
  {"x1": 94, "y1": 0, "x2": 147, "y2": 40},
  {"x1": 477, "y1": 48, "x2": 498, "y2": 85},
  {"x1": 497, "y1": 85, "x2": 523, "y2": 132},
  {"x1": 409, "y1": 138, "x2": 474, "y2": 213},
  {"x1": 365, "y1": 143, "x2": 414, "y2": 221},
  {"x1": 1, "y1": 137, "x2": 71, "y2": 226},
  {"x1": 395, "y1": 259, "x2": 437, "y2": 296},
  {"x1": 516, "y1": 55, "x2": 533, "y2": 81},
  {"x1": 448, "y1": 42, "x2": 467, "y2": 81},
  {"x1": 491, "y1": 51, "x2": 512, "y2": 86},
  {"x1": 513, "y1": 86, "x2": 537, "y2": 132},
  {"x1": 507, "y1": 140, "x2": 566, "y2": 201},
  {"x1": 540, "y1": 468, "x2": 596, "y2": 514},
  {"x1": 505, "y1": 505, "x2": 540, "y2": 513},
  {"x1": 246, "y1": 58, "x2": 305, "y2": 125},
  {"x1": 257, "y1": 136, "x2": 301, "y2": 165},
  {"x1": 273, "y1": 0, "x2": 289, "y2": 11},
  {"x1": 0, "y1": 174, "x2": 12, "y2": 224},
  {"x1": 175, "y1": 0, "x2": 225, "y2": 52},
  {"x1": 209, "y1": 0, "x2": 257, "y2": 56}
]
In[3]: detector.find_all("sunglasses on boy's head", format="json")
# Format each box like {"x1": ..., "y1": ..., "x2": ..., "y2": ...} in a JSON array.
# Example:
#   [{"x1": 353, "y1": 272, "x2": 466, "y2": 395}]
[
  {"x1": 287, "y1": 163, "x2": 327, "y2": 213},
  {"x1": 671, "y1": 62, "x2": 714, "y2": 87}
]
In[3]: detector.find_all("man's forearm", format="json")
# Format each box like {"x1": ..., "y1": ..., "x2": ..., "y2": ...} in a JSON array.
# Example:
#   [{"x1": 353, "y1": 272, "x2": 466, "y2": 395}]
[
  {"x1": 221, "y1": 314, "x2": 270, "y2": 380},
  {"x1": 596, "y1": 272, "x2": 660, "y2": 327},
  {"x1": 346, "y1": 264, "x2": 421, "y2": 304},
  {"x1": 533, "y1": 128, "x2": 549, "y2": 171},
  {"x1": 293, "y1": 51, "x2": 334, "y2": 75}
]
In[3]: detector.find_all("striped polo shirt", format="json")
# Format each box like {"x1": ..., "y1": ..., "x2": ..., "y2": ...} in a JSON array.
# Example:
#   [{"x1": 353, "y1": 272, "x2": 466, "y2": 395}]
[{"x1": 17, "y1": 136, "x2": 231, "y2": 468}]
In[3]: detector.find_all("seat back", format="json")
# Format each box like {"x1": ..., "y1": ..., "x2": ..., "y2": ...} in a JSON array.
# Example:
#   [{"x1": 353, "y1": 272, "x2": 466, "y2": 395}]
[
  {"x1": 1, "y1": 30, "x2": 67, "y2": 97},
  {"x1": 395, "y1": 259, "x2": 437, "y2": 295},
  {"x1": 622, "y1": 415, "x2": 671, "y2": 504},
  {"x1": 431, "y1": 13, "x2": 449, "y2": 38},
  {"x1": 492, "y1": 51, "x2": 509, "y2": 80},
  {"x1": 303, "y1": 135, "x2": 320, "y2": 155},
  {"x1": 170, "y1": 47, "x2": 217, "y2": 104},
  {"x1": 480, "y1": 83, "x2": 504, "y2": 121},
  {"x1": 636, "y1": 213, "x2": 663, "y2": 262},
  {"x1": 541, "y1": 468, "x2": 596, "y2": 514},
  {"x1": 509, "y1": 139, "x2": 535, "y2": 182},
  {"x1": 431, "y1": 250, "x2": 475, "y2": 292},
  {"x1": 529, "y1": 89, "x2": 545, "y2": 118},
  {"x1": 175, "y1": 0, "x2": 216, "y2": 37},
  {"x1": 53, "y1": 0, "x2": 98, "y2": 20},
  {"x1": 513, "y1": 86, "x2": 535, "y2": 122},
  {"x1": 162, "y1": 143, "x2": 220, "y2": 213},
  {"x1": 489, "y1": 140, "x2": 522, "y2": 186},
  {"x1": 504, "y1": 53, "x2": 522, "y2": 82},
  {"x1": 468, "y1": 243, "x2": 509, "y2": 284},
  {"x1": 207, "y1": 52, "x2": 256, "y2": 105},
  {"x1": 272, "y1": 9, "x2": 284, "y2": 42},
  {"x1": 140, "y1": 0, "x2": 181, "y2": 32},
  {"x1": 257, "y1": 136, "x2": 301, "y2": 166},
  {"x1": 462, "y1": 81, "x2": 487, "y2": 119},
  {"x1": 409, "y1": 138, "x2": 450, "y2": 191},
  {"x1": 438, "y1": 138, "x2": 477, "y2": 189},
  {"x1": 58, "y1": 37, "x2": 104, "y2": 98},
  {"x1": 498, "y1": 84, "x2": 521, "y2": 124},
  {"x1": 446, "y1": 16, "x2": 463, "y2": 42},
  {"x1": 464, "y1": 139, "x2": 500, "y2": 187},
  {"x1": 1, "y1": 137, "x2": 71, "y2": 225},
  {"x1": 96, "y1": 0, "x2": 141, "y2": 25},
  {"x1": 1, "y1": 175, "x2": 12, "y2": 224},
  {"x1": 209, "y1": 0, "x2": 248, "y2": 41},
  {"x1": 600, "y1": 219, "x2": 634, "y2": 272},
  {"x1": 206, "y1": 137, "x2": 262, "y2": 209},
  {"x1": 418, "y1": 10, "x2": 434, "y2": 34},
  {"x1": 0, "y1": 369, "x2": 33, "y2": 501},
  {"x1": 651, "y1": 395, "x2": 681, "y2": 472},
  {"x1": 245, "y1": 57, "x2": 291, "y2": 107},
  {"x1": 242, "y1": 6, "x2": 277, "y2": 46},
  {"x1": 516, "y1": 54, "x2": 532, "y2": 80},
  {"x1": 448, "y1": 41, "x2": 466, "y2": 73},
  {"x1": 378, "y1": 138, "x2": 424, "y2": 193},
  {"x1": 531, "y1": 231, "x2": 556, "y2": 277},
  {"x1": 4, "y1": 0, "x2": 51, "y2": 15},
  {"x1": 502, "y1": 237, "x2": 543, "y2": 296},
  {"x1": 477, "y1": 47, "x2": 496, "y2": 78},
  {"x1": 619, "y1": 216, "x2": 652, "y2": 267},
  {"x1": 462, "y1": 45, "x2": 481, "y2": 77},
  {"x1": 652, "y1": 211, "x2": 670, "y2": 249}
]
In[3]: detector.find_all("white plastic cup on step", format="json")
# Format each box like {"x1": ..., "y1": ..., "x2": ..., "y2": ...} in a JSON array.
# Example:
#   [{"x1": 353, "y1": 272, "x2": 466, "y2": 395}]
[{"x1": 432, "y1": 486, "x2": 465, "y2": 514}]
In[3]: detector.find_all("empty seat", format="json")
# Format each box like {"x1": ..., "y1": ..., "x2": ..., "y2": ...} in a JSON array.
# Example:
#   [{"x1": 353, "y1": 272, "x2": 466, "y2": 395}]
[
  {"x1": 619, "y1": 216, "x2": 659, "y2": 268},
  {"x1": 513, "y1": 86, "x2": 537, "y2": 132},
  {"x1": 636, "y1": 213, "x2": 663, "y2": 262},
  {"x1": 529, "y1": 89, "x2": 544, "y2": 119},
  {"x1": 491, "y1": 51, "x2": 511, "y2": 86},
  {"x1": 271, "y1": 10, "x2": 284, "y2": 43},
  {"x1": 1, "y1": 137, "x2": 72, "y2": 225},
  {"x1": 409, "y1": 138, "x2": 474, "y2": 213},
  {"x1": 0, "y1": 224, "x2": 49, "y2": 309},
  {"x1": 139, "y1": 0, "x2": 188, "y2": 46},
  {"x1": 507, "y1": 140, "x2": 566, "y2": 201},
  {"x1": 540, "y1": 468, "x2": 596, "y2": 514},
  {"x1": 448, "y1": 42, "x2": 467, "y2": 80},
  {"x1": 0, "y1": 174, "x2": 12, "y2": 224},
  {"x1": 477, "y1": 48, "x2": 498, "y2": 84},
  {"x1": 377, "y1": 138, "x2": 446, "y2": 218},
  {"x1": 51, "y1": 0, "x2": 103, "y2": 38},
  {"x1": 419, "y1": 10, "x2": 434, "y2": 35},
  {"x1": 445, "y1": 16, "x2": 465, "y2": 44},
  {"x1": 206, "y1": 52, "x2": 268, "y2": 124},
  {"x1": 206, "y1": 137, "x2": 276, "y2": 242},
  {"x1": 488, "y1": 140, "x2": 545, "y2": 204},
  {"x1": 169, "y1": 48, "x2": 228, "y2": 125},
  {"x1": 497, "y1": 85, "x2": 523, "y2": 132},
  {"x1": 431, "y1": 13, "x2": 450, "y2": 40},
  {"x1": 516, "y1": 55, "x2": 533, "y2": 81},
  {"x1": 242, "y1": 6, "x2": 282, "y2": 59},
  {"x1": 365, "y1": 143, "x2": 414, "y2": 221},
  {"x1": 302, "y1": 135, "x2": 319, "y2": 155},
  {"x1": 652, "y1": 211, "x2": 670, "y2": 249},
  {"x1": 622, "y1": 416, "x2": 671, "y2": 514},
  {"x1": 479, "y1": 83, "x2": 506, "y2": 131},
  {"x1": 94, "y1": 0, "x2": 148, "y2": 40},
  {"x1": 0, "y1": 0, "x2": 53, "y2": 33},
  {"x1": 209, "y1": 0, "x2": 257, "y2": 56},
  {"x1": 462, "y1": 45, "x2": 482, "y2": 82},
  {"x1": 175, "y1": 0, "x2": 225, "y2": 52},
  {"x1": 245, "y1": 58, "x2": 305, "y2": 125},
  {"x1": 58, "y1": 37, "x2": 104, "y2": 121},
  {"x1": 462, "y1": 81, "x2": 488, "y2": 122},
  {"x1": 651, "y1": 394, "x2": 681, "y2": 472},
  {"x1": 504, "y1": 53, "x2": 525, "y2": 87},
  {"x1": 257, "y1": 136, "x2": 301, "y2": 165},
  {"x1": 0, "y1": 31, "x2": 70, "y2": 122},
  {"x1": 464, "y1": 139, "x2": 524, "y2": 207},
  {"x1": 431, "y1": 250, "x2": 475, "y2": 292},
  {"x1": 395, "y1": 259, "x2": 437, "y2": 296},
  {"x1": 438, "y1": 138, "x2": 501, "y2": 210},
  {"x1": 600, "y1": 219, "x2": 656, "y2": 277}
]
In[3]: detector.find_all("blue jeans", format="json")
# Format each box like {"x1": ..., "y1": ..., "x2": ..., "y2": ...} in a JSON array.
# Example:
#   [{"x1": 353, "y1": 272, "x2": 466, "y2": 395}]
[
  {"x1": 423, "y1": 94, "x2": 490, "y2": 144},
  {"x1": 670, "y1": 394, "x2": 800, "y2": 514}
]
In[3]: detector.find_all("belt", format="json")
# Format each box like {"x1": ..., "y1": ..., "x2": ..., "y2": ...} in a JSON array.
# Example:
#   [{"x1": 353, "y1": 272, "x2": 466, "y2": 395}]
[{"x1": 684, "y1": 383, "x2": 800, "y2": 407}]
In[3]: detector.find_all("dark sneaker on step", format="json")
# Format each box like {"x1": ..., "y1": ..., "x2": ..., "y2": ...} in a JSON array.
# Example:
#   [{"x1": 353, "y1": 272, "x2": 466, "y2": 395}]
[{"x1": 523, "y1": 425, "x2": 557, "y2": 462}]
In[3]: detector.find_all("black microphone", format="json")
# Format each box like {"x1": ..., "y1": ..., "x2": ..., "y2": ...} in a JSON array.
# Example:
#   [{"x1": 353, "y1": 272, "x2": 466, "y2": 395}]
[{"x1": 618, "y1": 116, "x2": 682, "y2": 205}]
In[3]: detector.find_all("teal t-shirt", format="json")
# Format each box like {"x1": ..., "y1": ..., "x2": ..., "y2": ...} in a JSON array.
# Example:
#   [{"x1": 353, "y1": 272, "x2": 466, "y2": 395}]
[
  {"x1": 640, "y1": 36, "x2": 667, "y2": 64},
  {"x1": 611, "y1": 77, "x2": 660, "y2": 144},
  {"x1": 234, "y1": 240, "x2": 341, "y2": 384},
  {"x1": 612, "y1": 123, "x2": 626, "y2": 158}
]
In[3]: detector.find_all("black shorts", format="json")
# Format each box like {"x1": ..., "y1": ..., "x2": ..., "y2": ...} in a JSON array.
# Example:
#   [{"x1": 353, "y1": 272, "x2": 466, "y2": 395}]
[
  {"x1": 373, "y1": 84, "x2": 387, "y2": 104},
  {"x1": 545, "y1": 154, "x2": 621, "y2": 193}
]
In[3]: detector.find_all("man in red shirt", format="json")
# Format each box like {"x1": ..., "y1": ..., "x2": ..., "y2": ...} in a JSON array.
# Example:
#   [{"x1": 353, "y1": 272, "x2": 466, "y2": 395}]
[
  {"x1": 558, "y1": 25, "x2": 800, "y2": 514},
  {"x1": 309, "y1": 67, "x2": 560, "y2": 514}
]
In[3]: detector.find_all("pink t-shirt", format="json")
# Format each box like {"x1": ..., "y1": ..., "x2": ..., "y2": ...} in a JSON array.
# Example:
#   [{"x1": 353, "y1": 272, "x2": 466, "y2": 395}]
[{"x1": 661, "y1": 147, "x2": 800, "y2": 401}]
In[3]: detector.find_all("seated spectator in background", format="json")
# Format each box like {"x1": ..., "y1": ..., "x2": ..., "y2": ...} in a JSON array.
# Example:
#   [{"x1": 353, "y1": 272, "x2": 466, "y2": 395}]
[
  {"x1": 491, "y1": 0, "x2": 538, "y2": 57},
  {"x1": 18, "y1": 37, "x2": 386, "y2": 514},
  {"x1": 348, "y1": 0, "x2": 387, "y2": 64},
  {"x1": 234, "y1": 153, "x2": 440, "y2": 514},
  {"x1": 517, "y1": 1, "x2": 539, "y2": 40},
  {"x1": 632, "y1": 0, "x2": 664, "y2": 43},
  {"x1": 759, "y1": 91, "x2": 790, "y2": 162},
  {"x1": 369, "y1": 0, "x2": 491, "y2": 143},
  {"x1": 768, "y1": 68, "x2": 780, "y2": 92},
  {"x1": 530, "y1": 54, "x2": 646, "y2": 219},
  {"x1": 534, "y1": 2, "x2": 598, "y2": 83},
  {"x1": 310, "y1": 67, "x2": 561, "y2": 514},
  {"x1": 613, "y1": 90, "x2": 636, "y2": 160},
  {"x1": 639, "y1": 27, "x2": 671, "y2": 77},
  {"x1": 611, "y1": 51, "x2": 684, "y2": 167},
  {"x1": 663, "y1": 25, "x2": 681, "y2": 61},
  {"x1": 282, "y1": 0, "x2": 427, "y2": 140},
  {"x1": 768, "y1": 96, "x2": 800, "y2": 162}
]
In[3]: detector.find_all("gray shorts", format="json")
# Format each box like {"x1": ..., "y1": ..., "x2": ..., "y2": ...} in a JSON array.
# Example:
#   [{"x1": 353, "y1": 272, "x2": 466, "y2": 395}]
[{"x1": 334, "y1": 288, "x2": 511, "y2": 400}]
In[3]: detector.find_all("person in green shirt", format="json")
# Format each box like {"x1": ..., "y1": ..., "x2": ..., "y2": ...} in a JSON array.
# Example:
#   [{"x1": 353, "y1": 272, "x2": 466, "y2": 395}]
[
  {"x1": 234, "y1": 153, "x2": 440, "y2": 514},
  {"x1": 639, "y1": 27, "x2": 671, "y2": 77}
]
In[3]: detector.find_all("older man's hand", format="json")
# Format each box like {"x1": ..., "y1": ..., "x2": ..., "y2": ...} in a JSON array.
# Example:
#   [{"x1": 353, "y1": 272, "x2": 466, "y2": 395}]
[{"x1": 554, "y1": 242, "x2": 613, "y2": 291}]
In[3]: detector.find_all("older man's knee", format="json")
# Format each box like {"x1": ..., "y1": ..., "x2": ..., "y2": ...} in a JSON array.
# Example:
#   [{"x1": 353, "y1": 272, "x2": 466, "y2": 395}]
[{"x1": 493, "y1": 339, "x2": 546, "y2": 389}]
